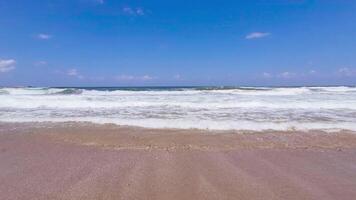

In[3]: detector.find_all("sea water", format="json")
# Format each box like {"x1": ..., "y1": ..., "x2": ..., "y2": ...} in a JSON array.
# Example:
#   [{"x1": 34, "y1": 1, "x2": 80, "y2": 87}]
[{"x1": 1, "y1": 86, "x2": 356, "y2": 131}]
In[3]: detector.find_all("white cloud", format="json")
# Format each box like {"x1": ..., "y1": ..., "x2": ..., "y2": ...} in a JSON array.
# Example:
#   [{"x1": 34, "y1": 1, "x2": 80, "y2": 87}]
[
  {"x1": 141, "y1": 75, "x2": 153, "y2": 80},
  {"x1": 309, "y1": 70, "x2": 316, "y2": 74},
  {"x1": 122, "y1": 6, "x2": 145, "y2": 16},
  {"x1": 37, "y1": 33, "x2": 52, "y2": 40},
  {"x1": 262, "y1": 72, "x2": 272, "y2": 78},
  {"x1": 278, "y1": 71, "x2": 296, "y2": 79},
  {"x1": 262, "y1": 71, "x2": 295, "y2": 79},
  {"x1": 67, "y1": 68, "x2": 84, "y2": 79},
  {"x1": 338, "y1": 67, "x2": 356, "y2": 77},
  {"x1": 245, "y1": 32, "x2": 270, "y2": 39},
  {"x1": 67, "y1": 69, "x2": 78, "y2": 76},
  {"x1": 116, "y1": 74, "x2": 155, "y2": 81},
  {"x1": 0, "y1": 59, "x2": 16, "y2": 73}
]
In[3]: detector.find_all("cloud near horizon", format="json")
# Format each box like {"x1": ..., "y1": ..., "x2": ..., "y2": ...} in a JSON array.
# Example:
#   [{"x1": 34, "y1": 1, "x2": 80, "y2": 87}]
[
  {"x1": 278, "y1": 72, "x2": 296, "y2": 79},
  {"x1": 338, "y1": 67, "x2": 356, "y2": 77},
  {"x1": 260, "y1": 68, "x2": 353, "y2": 80},
  {"x1": 67, "y1": 68, "x2": 84, "y2": 79},
  {"x1": 262, "y1": 72, "x2": 272, "y2": 78},
  {"x1": 246, "y1": 32, "x2": 270, "y2": 39},
  {"x1": 116, "y1": 74, "x2": 154, "y2": 81},
  {"x1": 261, "y1": 71, "x2": 302, "y2": 79},
  {"x1": 0, "y1": 59, "x2": 16, "y2": 73},
  {"x1": 37, "y1": 34, "x2": 52, "y2": 40}
]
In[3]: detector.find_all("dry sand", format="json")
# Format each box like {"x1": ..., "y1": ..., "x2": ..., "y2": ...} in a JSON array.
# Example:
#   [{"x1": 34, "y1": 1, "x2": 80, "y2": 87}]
[{"x1": 1, "y1": 122, "x2": 356, "y2": 200}]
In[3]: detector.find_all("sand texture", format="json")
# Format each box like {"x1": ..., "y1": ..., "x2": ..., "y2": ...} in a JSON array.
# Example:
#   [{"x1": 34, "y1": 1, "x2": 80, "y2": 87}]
[{"x1": 1, "y1": 122, "x2": 356, "y2": 200}]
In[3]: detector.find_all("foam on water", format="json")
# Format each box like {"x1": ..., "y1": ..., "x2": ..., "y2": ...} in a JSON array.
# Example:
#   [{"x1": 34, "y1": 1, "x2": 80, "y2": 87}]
[{"x1": 1, "y1": 86, "x2": 356, "y2": 131}]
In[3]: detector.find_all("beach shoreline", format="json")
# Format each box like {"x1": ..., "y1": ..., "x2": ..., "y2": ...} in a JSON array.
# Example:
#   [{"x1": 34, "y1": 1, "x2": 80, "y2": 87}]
[{"x1": 1, "y1": 122, "x2": 356, "y2": 199}]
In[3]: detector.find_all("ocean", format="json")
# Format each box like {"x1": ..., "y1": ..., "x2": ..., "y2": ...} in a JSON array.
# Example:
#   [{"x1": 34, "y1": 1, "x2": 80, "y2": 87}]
[{"x1": 1, "y1": 86, "x2": 356, "y2": 131}]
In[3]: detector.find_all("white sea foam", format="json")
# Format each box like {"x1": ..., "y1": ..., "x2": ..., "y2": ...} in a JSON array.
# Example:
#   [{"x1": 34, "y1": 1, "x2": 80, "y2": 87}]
[{"x1": 1, "y1": 86, "x2": 356, "y2": 131}]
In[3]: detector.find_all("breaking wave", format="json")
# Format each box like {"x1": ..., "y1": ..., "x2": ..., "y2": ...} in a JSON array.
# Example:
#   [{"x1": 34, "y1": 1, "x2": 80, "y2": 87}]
[{"x1": 1, "y1": 86, "x2": 356, "y2": 131}]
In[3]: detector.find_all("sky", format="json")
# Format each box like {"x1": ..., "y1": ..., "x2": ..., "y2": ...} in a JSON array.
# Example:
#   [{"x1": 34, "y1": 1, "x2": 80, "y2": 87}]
[{"x1": 0, "y1": 0, "x2": 356, "y2": 86}]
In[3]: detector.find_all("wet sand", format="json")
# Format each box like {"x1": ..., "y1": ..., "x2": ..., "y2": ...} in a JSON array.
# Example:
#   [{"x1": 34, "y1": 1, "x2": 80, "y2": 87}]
[{"x1": 1, "y1": 122, "x2": 356, "y2": 200}]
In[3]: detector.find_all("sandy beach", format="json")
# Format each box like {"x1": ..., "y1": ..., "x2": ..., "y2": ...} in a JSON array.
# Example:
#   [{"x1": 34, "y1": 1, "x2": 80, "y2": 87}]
[
  {"x1": 2, "y1": 0, "x2": 356, "y2": 199},
  {"x1": 0, "y1": 122, "x2": 356, "y2": 200}
]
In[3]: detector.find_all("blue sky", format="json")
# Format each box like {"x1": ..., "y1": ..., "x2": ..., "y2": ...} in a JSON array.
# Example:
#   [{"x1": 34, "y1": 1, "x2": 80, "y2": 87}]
[{"x1": 0, "y1": 0, "x2": 356, "y2": 86}]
